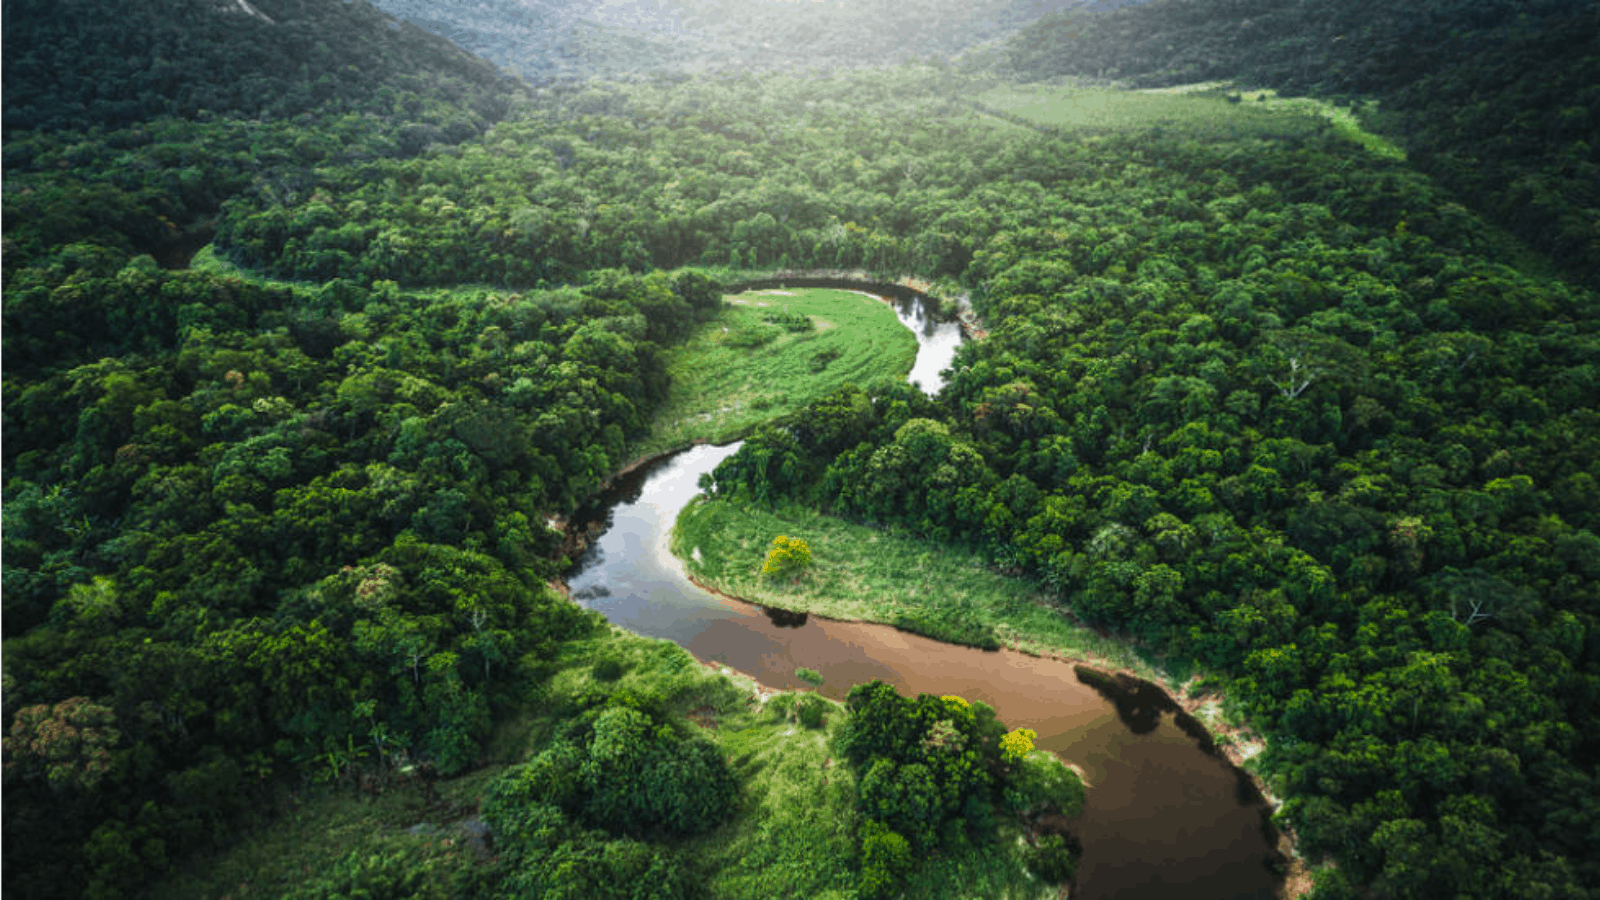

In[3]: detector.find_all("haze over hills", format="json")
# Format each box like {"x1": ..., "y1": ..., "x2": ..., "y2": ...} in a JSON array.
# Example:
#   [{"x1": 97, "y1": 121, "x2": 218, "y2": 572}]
[
  {"x1": 3, "y1": 1, "x2": 1598, "y2": 899},
  {"x1": 366, "y1": 0, "x2": 1141, "y2": 78}
]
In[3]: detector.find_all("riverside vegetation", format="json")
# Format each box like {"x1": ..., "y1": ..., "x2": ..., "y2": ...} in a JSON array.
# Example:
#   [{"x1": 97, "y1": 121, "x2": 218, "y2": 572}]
[{"x1": 4, "y1": 0, "x2": 1598, "y2": 898}]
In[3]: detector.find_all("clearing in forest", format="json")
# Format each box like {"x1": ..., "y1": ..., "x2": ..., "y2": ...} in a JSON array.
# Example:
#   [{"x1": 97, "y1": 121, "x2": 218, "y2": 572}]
[
  {"x1": 638, "y1": 287, "x2": 918, "y2": 456},
  {"x1": 974, "y1": 81, "x2": 1330, "y2": 141}
]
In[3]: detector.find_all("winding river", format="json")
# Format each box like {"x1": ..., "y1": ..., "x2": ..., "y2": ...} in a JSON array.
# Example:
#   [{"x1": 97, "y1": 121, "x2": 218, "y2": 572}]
[{"x1": 566, "y1": 288, "x2": 1285, "y2": 899}]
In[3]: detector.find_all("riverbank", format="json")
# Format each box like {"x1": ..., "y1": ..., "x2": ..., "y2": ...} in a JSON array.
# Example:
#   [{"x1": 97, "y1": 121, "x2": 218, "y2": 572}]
[
  {"x1": 670, "y1": 493, "x2": 1312, "y2": 898},
  {"x1": 552, "y1": 270, "x2": 1307, "y2": 897},
  {"x1": 673, "y1": 495, "x2": 1165, "y2": 678}
]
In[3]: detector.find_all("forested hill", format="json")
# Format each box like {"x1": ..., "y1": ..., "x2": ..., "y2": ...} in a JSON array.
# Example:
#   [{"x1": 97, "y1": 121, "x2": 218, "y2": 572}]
[
  {"x1": 1, "y1": 0, "x2": 521, "y2": 134},
  {"x1": 1002, "y1": 0, "x2": 1600, "y2": 288},
  {"x1": 2, "y1": 0, "x2": 531, "y2": 279},
  {"x1": 362, "y1": 0, "x2": 1139, "y2": 80}
]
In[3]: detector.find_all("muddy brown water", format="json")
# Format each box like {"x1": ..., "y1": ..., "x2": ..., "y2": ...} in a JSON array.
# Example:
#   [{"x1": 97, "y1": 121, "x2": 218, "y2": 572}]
[{"x1": 565, "y1": 293, "x2": 1282, "y2": 899}]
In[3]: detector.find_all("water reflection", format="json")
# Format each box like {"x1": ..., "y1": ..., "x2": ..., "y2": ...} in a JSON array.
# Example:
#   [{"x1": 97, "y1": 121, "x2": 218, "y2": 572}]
[
  {"x1": 760, "y1": 605, "x2": 810, "y2": 628},
  {"x1": 880, "y1": 292, "x2": 963, "y2": 395}
]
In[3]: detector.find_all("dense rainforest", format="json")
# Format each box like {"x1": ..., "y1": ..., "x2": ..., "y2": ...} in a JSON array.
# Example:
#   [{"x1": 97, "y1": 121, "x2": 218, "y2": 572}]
[{"x1": 3, "y1": 0, "x2": 1598, "y2": 898}]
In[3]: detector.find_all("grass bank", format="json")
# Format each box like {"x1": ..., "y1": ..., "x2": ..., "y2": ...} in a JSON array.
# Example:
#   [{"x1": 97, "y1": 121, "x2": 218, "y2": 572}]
[
  {"x1": 636, "y1": 287, "x2": 918, "y2": 457},
  {"x1": 672, "y1": 496, "x2": 1163, "y2": 680}
]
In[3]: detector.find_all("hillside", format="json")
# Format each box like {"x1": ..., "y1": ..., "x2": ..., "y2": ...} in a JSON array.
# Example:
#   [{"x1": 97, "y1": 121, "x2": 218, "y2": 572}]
[
  {"x1": 363, "y1": 0, "x2": 1140, "y2": 79},
  {"x1": 1002, "y1": 0, "x2": 1600, "y2": 288}
]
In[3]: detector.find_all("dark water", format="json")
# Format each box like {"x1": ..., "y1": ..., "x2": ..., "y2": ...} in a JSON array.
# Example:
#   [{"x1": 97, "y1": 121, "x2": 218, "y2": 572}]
[{"x1": 566, "y1": 293, "x2": 1282, "y2": 899}]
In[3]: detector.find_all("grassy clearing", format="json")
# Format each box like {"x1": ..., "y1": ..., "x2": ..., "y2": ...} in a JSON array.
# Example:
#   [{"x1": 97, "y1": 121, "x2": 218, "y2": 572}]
[
  {"x1": 975, "y1": 81, "x2": 1325, "y2": 139},
  {"x1": 694, "y1": 701, "x2": 861, "y2": 899},
  {"x1": 673, "y1": 496, "x2": 1162, "y2": 679},
  {"x1": 1214, "y1": 84, "x2": 1407, "y2": 160},
  {"x1": 637, "y1": 287, "x2": 918, "y2": 457}
]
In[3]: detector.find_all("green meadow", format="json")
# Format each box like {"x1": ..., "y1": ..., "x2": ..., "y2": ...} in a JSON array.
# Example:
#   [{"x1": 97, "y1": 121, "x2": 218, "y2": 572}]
[
  {"x1": 636, "y1": 287, "x2": 918, "y2": 457},
  {"x1": 672, "y1": 496, "x2": 1163, "y2": 680},
  {"x1": 976, "y1": 81, "x2": 1322, "y2": 139},
  {"x1": 975, "y1": 80, "x2": 1403, "y2": 159}
]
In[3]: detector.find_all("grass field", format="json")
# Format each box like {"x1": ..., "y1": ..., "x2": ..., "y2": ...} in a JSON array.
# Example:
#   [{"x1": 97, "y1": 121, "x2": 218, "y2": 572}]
[
  {"x1": 974, "y1": 80, "x2": 1403, "y2": 159},
  {"x1": 975, "y1": 81, "x2": 1318, "y2": 135},
  {"x1": 636, "y1": 287, "x2": 918, "y2": 457},
  {"x1": 672, "y1": 496, "x2": 1164, "y2": 679},
  {"x1": 1201, "y1": 84, "x2": 1406, "y2": 160}
]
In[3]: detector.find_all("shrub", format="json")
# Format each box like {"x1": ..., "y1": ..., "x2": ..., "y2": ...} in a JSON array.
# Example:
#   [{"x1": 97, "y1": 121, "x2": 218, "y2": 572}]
[
  {"x1": 795, "y1": 666, "x2": 825, "y2": 687},
  {"x1": 762, "y1": 310, "x2": 814, "y2": 332},
  {"x1": 1025, "y1": 833, "x2": 1079, "y2": 884},
  {"x1": 1013, "y1": 750, "x2": 1086, "y2": 816},
  {"x1": 858, "y1": 759, "x2": 941, "y2": 852},
  {"x1": 592, "y1": 658, "x2": 624, "y2": 682},
  {"x1": 580, "y1": 706, "x2": 737, "y2": 838},
  {"x1": 765, "y1": 692, "x2": 799, "y2": 721},
  {"x1": 810, "y1": 347, "x2": 843, "y2": 372},
  {"x1": 761, "y1": 535, "x2": 813, "y2": 581},
  {"x1": 797, "y1": 693, "x2": 828, "y2": 729},
  {"x1": 857, "y1": 820, "x2": 912, "y2": 900},
  {"x1": 999, "y1": 728, "x2": 1037, "y2": 765},
  {"x1": 285, "y1": 842, "x2": 445, "y2": 900}
]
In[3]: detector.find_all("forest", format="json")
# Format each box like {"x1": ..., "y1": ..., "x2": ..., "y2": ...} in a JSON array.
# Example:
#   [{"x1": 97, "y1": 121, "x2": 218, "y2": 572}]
[{"x1": 3, "y1": 0, "x2": 1597, "y2": 898}]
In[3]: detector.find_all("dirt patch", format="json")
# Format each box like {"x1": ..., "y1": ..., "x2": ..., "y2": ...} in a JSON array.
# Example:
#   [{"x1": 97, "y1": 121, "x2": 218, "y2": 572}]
[{"x1": 758, "y1": 290, "x2": 798, "y2": 296}]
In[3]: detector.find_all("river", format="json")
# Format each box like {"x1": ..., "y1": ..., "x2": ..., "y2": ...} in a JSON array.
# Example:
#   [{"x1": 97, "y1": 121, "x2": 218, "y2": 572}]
[{"x1": 565, "y1": 288, "x2": 1285, "y2": 899}]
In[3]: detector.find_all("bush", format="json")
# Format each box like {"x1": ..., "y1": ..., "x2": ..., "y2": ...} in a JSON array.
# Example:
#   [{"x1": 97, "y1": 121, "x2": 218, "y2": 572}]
[
  {"x1": 765, "y1": 692, "x2": 799, "y2": 721},
  {"x1": 1024, "y1": 833, "x2": 1079, "y2": 884},
  {"x1": 592, "y1": 658, "x2": 624, "y2": 682},
  {"x1": 810, "y1": 347, "x2": 843, "y2": 372},
  {"x1": 723, "y1": 322, "x2": 781, "y2": 348},
  {"x1": 999, "y1": 728, "x2": 1037, "y2": 765},
  {"x1": 795, "y1": 666, "x2": 825, "y2": 686},
  {"x1": 285, "y1": 843, "x2": 446, "y2": 900},
  {"x1": 858, "y1": 760, "x2": 942, "y2": 852},
  {"x1": 762, "y1": 310, "x2": 814, "y2": 332},
  {"x1": 797, "y1": 693, "x2": 828, "y2": 729},
  {"x1": 580, "y1": 706, "x2": 737, "y2": 838},
  {"x1": 1013, "y1": 750, "x2": 1085, "y2": 816},
  {"x1": 857, "y1": 820, "x2": 912, "y2": 900},
  {"x1": 761, "y1": 535, "x2": 813, "y2": 581}
]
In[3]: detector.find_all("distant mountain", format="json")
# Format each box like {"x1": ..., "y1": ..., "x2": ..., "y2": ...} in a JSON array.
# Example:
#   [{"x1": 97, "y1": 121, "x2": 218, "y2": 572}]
[
  {"x1": 364, "y1": 0, "x2": 1148, "y2": 79},
  {"x1": 1, "y1": 0, "x2": 521, "y2": 134}
]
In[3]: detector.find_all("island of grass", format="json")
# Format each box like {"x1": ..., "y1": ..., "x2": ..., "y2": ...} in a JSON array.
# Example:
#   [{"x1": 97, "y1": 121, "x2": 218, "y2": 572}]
[
  {"x1": 635, "y1": 287, "x2": 918, "y2": 457},
  {"x1": 672, "y1": 496, "x2": 1164, "y2": 680}
]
